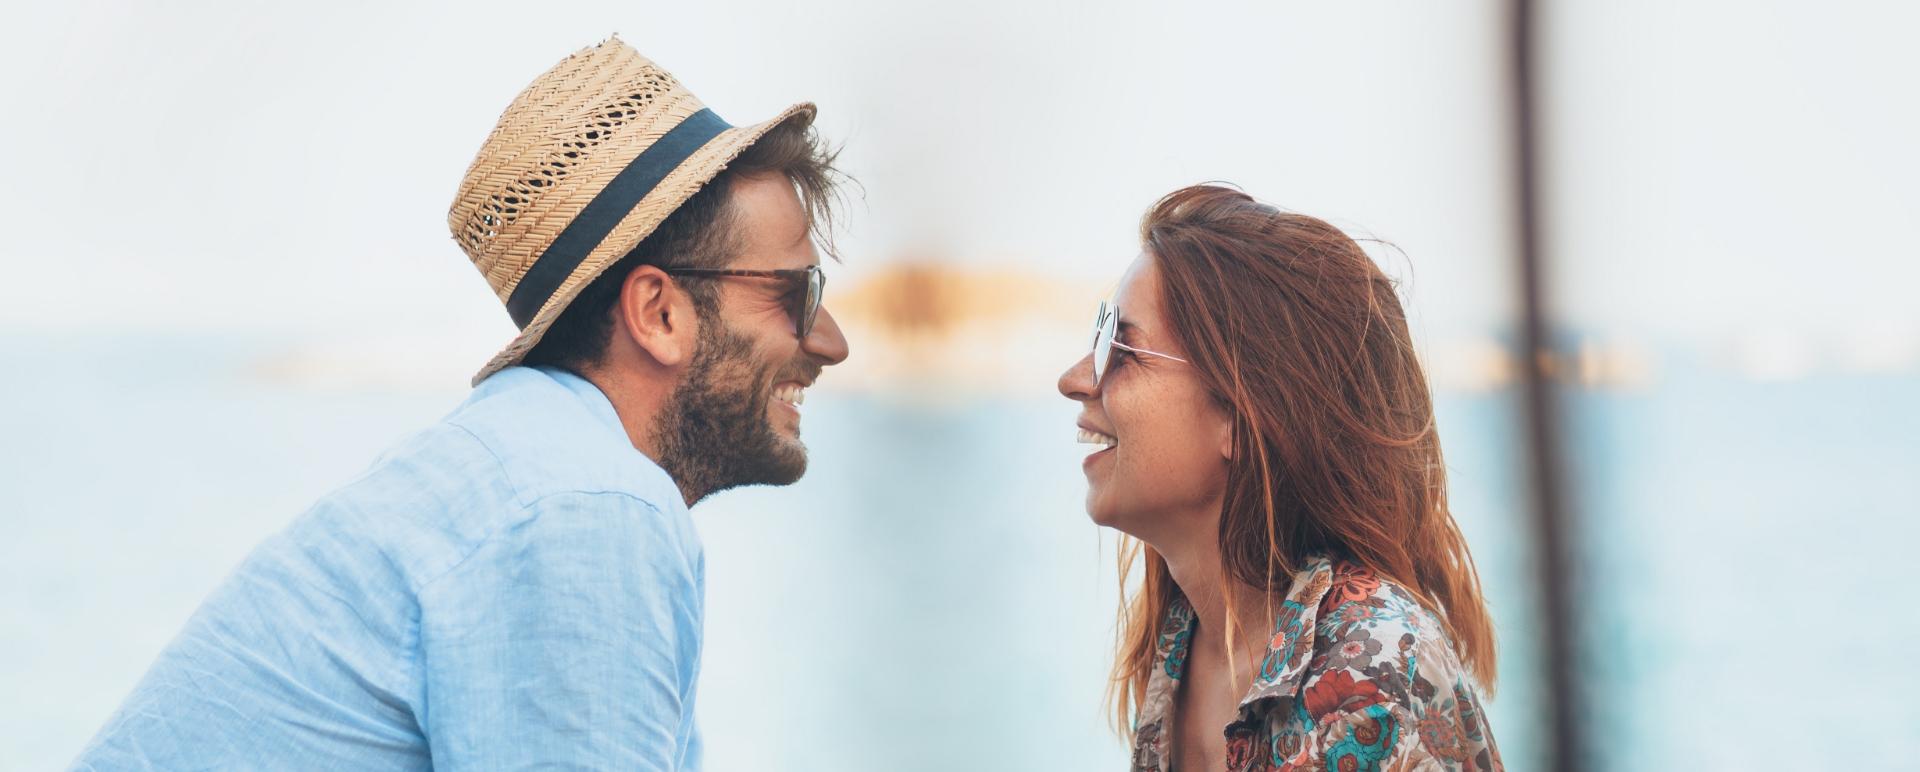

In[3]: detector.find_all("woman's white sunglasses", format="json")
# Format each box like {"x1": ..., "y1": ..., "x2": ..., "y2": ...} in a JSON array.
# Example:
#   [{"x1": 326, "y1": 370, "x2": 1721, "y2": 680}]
[{"x1": 1090, "y1": 301, "x2": 1189, "y2": 386}]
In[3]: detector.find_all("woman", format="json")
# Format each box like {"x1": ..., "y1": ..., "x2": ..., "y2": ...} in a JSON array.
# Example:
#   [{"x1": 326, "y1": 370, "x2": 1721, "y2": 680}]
[{"x1": 1058, "y1": 185, "x2": 1501, "y2": 771}]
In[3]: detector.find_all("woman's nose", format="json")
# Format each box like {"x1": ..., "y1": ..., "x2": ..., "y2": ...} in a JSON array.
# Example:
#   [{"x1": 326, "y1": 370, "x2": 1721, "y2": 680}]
[{"x1": 1058, "y1": 352, "x2": 1097, "y2": 401}]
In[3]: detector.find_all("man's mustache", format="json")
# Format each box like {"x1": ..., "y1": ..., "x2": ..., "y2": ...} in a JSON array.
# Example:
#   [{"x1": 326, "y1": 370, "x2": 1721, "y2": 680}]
[{"x1": 778, "y1": 360, "x2": 824, "y2": 387}]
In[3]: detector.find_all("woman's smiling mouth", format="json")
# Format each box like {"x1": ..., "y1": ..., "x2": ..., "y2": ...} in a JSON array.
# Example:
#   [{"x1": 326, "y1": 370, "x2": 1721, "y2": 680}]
[
  {"x1": 1076, "y1": 427, "x2": 1118, "y2": 448},
  {"x1": 1077, "y1": 426, "x2": 1118, "y2": 467}
]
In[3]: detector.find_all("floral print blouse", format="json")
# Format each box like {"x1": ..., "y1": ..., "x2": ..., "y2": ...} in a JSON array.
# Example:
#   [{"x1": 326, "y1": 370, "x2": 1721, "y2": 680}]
[{"x1": 1129, "y1": 555, "x2": 1501, "y2": 772}]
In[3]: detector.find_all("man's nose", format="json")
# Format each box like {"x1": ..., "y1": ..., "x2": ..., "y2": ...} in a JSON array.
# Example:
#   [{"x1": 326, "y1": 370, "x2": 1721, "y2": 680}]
[{"x1": 804, "y1": 305, "x2": 850, "y2": 365}]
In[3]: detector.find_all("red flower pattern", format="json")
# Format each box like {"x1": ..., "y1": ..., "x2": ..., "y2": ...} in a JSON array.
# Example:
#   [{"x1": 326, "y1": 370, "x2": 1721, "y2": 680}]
[
  {"x1": 1302, "y1": 669, "x2": 1385, "y2": 720},
  {"x1": 1225, "y1": 729, "x2": 1256, "y2": 769},
  {"x1": 1320, "y1": 562, "x2": 1383, "y2": 612}
]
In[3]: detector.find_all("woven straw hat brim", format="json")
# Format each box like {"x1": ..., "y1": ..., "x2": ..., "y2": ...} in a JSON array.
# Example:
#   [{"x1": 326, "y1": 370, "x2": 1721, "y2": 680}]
[{"x1": 469, "y1": 102, "x2": 816, "y2": 386}]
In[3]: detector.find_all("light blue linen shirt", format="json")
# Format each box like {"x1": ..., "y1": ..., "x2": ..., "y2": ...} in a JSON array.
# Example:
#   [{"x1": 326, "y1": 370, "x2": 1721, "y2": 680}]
[{"x1": 71, "y1": 366, "x2": 705, "y2": 770}]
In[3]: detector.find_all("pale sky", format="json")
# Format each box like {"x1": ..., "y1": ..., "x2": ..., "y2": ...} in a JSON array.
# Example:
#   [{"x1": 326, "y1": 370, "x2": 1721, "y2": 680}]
[
  {"x1": 1, "y1": 0, "x2": 1913, "y2": 360},
  {"x1": 1544, "y1": 1, "x2": 1920, "y2": 344}
]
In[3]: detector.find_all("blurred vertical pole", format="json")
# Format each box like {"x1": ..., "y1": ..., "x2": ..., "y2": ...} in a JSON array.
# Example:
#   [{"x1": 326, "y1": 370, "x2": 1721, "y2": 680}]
[{"x1": 1505, "y1": 0, "x2": 1584, "y2": 770}]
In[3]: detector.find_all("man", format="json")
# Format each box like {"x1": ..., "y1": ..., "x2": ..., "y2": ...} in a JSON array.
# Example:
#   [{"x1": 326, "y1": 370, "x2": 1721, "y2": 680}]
[{"x1": 71, "y1": 38, "x2": 848, "y2": 770}]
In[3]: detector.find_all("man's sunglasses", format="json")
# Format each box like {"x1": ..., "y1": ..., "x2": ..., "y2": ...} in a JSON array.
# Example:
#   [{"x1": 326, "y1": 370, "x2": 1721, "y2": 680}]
[
  {"x1": 661, "y1": 265, "x2": 825, "y2": 338},
  {"x1": 1089, "y1": 300, "x2": 1188, "y2": 387}
]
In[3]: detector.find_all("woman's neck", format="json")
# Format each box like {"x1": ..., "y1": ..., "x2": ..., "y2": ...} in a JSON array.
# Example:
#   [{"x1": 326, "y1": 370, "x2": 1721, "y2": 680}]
[{"x1": 1153, "y1": 527, "x2": 1277, "y2": 672}]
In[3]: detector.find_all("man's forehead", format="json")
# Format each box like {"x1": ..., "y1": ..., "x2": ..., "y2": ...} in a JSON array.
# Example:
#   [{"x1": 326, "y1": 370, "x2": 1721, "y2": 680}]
[
  {"x1": 726, "y1": 174, "x2": 815, "y2": 267},
  {"x1": 729, "y1": 230, "x2": 819, "y2": 270}
]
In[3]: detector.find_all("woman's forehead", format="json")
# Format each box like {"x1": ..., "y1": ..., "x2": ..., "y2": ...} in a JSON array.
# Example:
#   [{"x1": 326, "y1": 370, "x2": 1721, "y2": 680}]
[{"x1": 1114, "y1": 254, "x2": 1161, "y2": 324}]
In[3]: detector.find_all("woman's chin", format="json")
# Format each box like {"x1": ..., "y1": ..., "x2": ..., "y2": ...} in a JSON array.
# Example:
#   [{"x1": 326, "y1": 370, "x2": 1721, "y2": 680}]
[{"x1": 1084, "y1": 493, "x2": 1123, "y2": 529}]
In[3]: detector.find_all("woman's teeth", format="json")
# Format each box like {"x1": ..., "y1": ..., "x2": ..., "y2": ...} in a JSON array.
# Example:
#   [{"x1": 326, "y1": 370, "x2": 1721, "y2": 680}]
[
  {"x1": 774, "y1": 383, "x2": 807, "y2": 407},
  {"x1": 1076, "y1": 428, "x2": 1118, "y2": 448}
]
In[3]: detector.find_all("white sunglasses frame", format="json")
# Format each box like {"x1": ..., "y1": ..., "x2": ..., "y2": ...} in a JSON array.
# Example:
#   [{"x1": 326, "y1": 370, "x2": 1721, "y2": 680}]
[{"x1": 1090, "y1": 301, "x2": 1189, "y2": 386}]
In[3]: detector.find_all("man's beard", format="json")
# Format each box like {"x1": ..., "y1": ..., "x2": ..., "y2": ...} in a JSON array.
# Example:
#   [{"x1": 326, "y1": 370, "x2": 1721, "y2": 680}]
[{"x1": 652, "y1": 317, "x2": 812, "y2": 505}]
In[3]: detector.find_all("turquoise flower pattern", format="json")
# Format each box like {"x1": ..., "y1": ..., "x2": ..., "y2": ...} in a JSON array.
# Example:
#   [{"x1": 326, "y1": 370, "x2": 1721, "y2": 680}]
[
  {"x1": 1126, "y1": 556, "x2": 1502, "y2": 772},
  {"x1": 1258, "y1": 599, "x2": 1313, "y2": 683}
]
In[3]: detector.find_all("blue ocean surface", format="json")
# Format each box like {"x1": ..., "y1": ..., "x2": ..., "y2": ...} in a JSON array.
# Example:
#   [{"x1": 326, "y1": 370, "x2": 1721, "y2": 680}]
[
  {"x1": 1567, "y1": 361, "x2": 1920, "y2": 770},
  {"x1": 4, "y1": 332, "x2": 1911, "y2": 769}
]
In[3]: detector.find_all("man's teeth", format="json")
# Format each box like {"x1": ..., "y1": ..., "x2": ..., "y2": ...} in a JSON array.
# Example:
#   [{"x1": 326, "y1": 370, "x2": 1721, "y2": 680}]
[
  {"x1": 774, "y1": 384, "x2": 807, "y2": 406},
  {"x1": 1076, "y1": 428, "x2": 1118, "y2": 448}
]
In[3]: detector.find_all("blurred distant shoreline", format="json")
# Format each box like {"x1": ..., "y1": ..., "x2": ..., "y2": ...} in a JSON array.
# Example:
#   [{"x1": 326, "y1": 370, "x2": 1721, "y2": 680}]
[{"x1": 6, "y1": 264, "x2": 1914, "y2": 398}]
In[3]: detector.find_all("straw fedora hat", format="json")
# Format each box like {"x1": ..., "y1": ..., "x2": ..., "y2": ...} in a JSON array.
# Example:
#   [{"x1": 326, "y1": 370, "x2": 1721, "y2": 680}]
[{"x1": 450, "y1": 36, "x2": 814, "y2": 385}]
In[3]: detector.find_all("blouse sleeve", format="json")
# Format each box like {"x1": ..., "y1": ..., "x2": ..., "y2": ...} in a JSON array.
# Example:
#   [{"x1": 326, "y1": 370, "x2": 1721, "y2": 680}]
[{"x1": 1280, "y1": 702, "x2": 1453, "y2": 771}]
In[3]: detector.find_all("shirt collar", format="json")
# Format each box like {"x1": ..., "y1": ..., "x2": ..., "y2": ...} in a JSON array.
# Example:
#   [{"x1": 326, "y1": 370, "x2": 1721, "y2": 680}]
[
  {"x1": 536, "y1": 365, "x2": 629, "y2": 440},
  {"x1": 464, "y1": 365, "x2": 683, "y2": 511},
  {"x1": 1132, "y1": 554, "x2": 1339, "y2": 763},
  {"x1": 532, "y1": 366, "x2": 682, "y2": 497}
]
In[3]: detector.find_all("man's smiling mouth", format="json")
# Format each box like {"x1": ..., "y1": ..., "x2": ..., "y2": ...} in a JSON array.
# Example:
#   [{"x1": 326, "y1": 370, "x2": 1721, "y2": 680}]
[{"x1": 773, "y1": 382, "x2": 807, "y2": 411}]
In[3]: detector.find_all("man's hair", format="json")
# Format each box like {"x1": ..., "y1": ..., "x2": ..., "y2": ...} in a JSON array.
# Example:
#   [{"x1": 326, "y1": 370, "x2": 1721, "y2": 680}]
[{"x1": 522, "y1": 116, "x2": 844, "y2": 373}]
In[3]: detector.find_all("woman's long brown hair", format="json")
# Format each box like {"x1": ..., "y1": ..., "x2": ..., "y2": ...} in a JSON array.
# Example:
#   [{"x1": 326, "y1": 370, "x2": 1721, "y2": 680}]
[{"x1": 1108, "y1": 184, "x2": 1495, "y2": 735}]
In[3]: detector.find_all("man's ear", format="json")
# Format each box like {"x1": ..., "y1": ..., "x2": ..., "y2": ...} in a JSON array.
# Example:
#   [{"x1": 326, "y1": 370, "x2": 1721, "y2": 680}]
[{"x1": 613, "y1": 264, "x2": 697, "y2": 368}]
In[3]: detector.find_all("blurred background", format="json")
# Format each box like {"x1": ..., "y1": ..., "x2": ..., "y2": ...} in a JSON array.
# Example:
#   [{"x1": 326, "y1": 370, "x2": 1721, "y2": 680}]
[{"x1": 3, "y1": 1, "x2": 1916, "y2": 769}]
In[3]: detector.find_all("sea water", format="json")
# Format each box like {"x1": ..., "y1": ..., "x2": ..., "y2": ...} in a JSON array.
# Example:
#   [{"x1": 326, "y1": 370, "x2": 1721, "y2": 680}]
[{"x1": 5, "y1": 332, "x2": 1915, "y2": 769}]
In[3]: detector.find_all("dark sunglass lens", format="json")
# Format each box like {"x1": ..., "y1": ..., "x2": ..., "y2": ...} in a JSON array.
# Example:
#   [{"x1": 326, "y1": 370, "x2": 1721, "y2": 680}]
[{"x1": 797, "y1": 269, "x2": 822, "y2": 338}]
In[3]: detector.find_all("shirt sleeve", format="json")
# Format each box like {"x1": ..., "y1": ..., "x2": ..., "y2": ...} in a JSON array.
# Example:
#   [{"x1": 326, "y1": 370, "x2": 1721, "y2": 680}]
[
  {"x1": 1281, "y1": 703, "x2": 1434, "y2": 771},
  {"x1": 416, "y1": 490, "x2": 702, "y2": 771}
]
